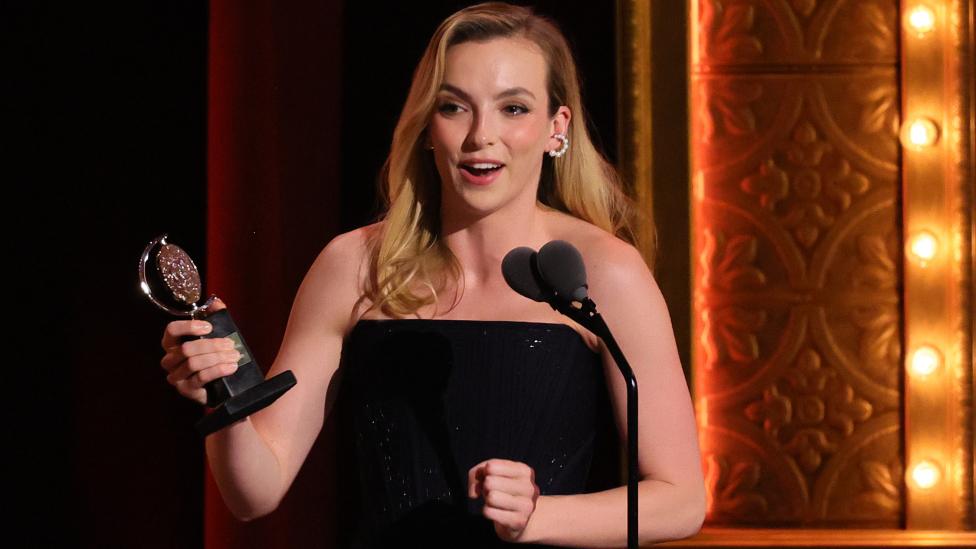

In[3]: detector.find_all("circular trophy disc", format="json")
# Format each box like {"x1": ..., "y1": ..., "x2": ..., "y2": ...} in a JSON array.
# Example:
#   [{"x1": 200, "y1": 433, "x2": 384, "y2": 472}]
[{"x1": 156, "y1": 243, "x2": 202, "y2": 306}]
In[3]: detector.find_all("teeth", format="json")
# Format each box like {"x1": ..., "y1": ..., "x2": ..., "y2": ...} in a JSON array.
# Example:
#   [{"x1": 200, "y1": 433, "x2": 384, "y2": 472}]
[{"x1": 467, "y1": 163, "x2": 501, "y2": 169}]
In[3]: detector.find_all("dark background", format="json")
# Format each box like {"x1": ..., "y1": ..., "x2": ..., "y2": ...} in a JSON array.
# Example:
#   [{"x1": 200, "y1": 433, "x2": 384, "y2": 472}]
[{"x1": 10, "y1": 1, "x2": 625, "y2": 546}]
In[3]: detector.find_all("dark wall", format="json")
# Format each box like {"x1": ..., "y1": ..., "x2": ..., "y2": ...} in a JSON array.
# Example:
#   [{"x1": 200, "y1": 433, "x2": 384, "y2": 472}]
[{"x1": 10, "y1": 2, "x2": 208, "y2": 546}]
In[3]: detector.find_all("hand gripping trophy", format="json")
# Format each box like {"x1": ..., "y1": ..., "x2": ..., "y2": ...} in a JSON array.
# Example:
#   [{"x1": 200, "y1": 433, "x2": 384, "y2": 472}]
[{"x1": 139, "y1": 234, "x2": 296, "y2": 436}]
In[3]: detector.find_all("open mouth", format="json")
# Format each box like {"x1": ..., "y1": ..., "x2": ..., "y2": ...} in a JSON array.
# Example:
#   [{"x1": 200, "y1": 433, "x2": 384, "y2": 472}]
[{"x1": 459, "y1": 162, "x2": 504, "y2": 177}]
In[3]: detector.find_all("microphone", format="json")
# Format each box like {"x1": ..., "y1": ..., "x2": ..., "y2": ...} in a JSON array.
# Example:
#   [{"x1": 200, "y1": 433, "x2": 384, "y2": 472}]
[
  {"x1": 536, "y1": 240, "x2": 588, "y2": 302},
  {"x1": 501, "y1": 240, "x2": 640, "y2": 549},
  {"x1": 500, "y1": 246, "x2": 549, "y2": 303},
  {"x1": 500, "y1": 240, "x2": 588, "y2": 305}
]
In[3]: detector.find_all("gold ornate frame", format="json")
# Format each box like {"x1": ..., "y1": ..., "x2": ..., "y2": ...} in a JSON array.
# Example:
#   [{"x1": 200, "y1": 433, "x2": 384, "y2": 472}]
[{"x1": 616, "y1": 0, "x2": 654, "y2": 265}]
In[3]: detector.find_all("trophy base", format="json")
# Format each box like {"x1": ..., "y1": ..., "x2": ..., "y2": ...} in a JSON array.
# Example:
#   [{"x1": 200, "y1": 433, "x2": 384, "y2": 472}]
[{"x1": 195, "y1": 370, "x2": 297, "y2": 436}]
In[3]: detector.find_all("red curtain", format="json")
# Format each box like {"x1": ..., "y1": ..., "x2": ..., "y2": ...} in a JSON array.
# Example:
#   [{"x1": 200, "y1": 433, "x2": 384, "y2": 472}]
[{"x1": 206, "y1": 1, "x2": 343, "y2": 546}]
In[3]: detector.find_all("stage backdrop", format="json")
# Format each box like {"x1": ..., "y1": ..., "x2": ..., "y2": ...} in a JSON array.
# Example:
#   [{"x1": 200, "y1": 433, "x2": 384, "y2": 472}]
[{"x1": 205, "y1": 0, "x2": 343, "y2": 547}]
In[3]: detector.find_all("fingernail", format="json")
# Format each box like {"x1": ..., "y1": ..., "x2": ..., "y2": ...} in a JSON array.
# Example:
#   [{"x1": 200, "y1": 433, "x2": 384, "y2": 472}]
[
  {"x1": 221, "y1": 339, "x2": 236, "y2": 350},
  {"x1": 195, "y1": 322, "x2": 212, "y2": 333},
  {"x1": 232, "y1": 351, "x2": 242, "y2": 362}
]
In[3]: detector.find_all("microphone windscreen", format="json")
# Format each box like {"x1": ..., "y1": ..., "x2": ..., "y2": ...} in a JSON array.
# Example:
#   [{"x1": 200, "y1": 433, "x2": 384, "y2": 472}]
[
  {"x1": 536, "y1": 240, "x2": 587, "y2": 300},
  {"x1": 502, "y1": 247, "x2": 548, "y2": 302}
]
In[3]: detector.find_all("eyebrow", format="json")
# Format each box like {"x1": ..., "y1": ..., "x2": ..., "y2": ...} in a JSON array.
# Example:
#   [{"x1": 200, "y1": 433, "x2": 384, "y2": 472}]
[{"x1": 439, "y1": 83, "x2": 537, "y2": 101}]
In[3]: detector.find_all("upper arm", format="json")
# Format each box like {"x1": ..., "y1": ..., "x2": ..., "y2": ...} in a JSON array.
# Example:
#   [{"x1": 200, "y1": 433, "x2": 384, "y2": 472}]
[
  {"x1": 247, "y1": 229, "x2": 367, "y2": 495},
  {"x1": 585, "y1": 240, "x2": 703, "y2": 489}
]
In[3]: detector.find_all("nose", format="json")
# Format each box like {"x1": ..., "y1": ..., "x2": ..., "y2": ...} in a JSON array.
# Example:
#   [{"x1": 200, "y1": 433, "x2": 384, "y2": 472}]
[{"x1": 464, "y1": 110, "x2": 496, "y2": 149}]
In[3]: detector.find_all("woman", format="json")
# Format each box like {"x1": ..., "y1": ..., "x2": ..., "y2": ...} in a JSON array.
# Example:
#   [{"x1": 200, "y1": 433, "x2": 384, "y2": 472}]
[{"x1": 159, "y1": 3, "x2": 705, "y2": 547}]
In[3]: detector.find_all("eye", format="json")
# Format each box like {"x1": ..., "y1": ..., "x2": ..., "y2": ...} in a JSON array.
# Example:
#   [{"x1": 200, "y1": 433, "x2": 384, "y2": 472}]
[
  {"x1": 503, "y1": 104, "x2": 530, "y2": 116},
  {"x1": 437, "y1": 102, "x2": 465, "y2": 115}
]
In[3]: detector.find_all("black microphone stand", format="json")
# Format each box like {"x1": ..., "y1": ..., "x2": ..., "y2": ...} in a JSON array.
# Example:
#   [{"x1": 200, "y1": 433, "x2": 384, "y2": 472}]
[{"x1": 546, "y1": 297, "x2": 639, "y2": 549}]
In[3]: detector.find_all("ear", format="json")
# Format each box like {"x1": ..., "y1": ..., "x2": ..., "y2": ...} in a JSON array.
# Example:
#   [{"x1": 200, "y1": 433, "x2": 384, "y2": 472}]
[{"x1": 547, "y1": 106, "x2": 571, "y2": 152}]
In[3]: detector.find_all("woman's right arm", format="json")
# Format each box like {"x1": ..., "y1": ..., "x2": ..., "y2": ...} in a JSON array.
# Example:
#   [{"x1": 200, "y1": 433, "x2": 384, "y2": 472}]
[{"x1": 159, "y1": 230, "x2": 366, "y2": 521}]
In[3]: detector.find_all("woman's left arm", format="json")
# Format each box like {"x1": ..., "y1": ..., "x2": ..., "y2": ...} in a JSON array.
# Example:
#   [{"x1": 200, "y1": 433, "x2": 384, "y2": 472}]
[{"x1": 474, "y1": 241, "x2": 706, "y2": 547}]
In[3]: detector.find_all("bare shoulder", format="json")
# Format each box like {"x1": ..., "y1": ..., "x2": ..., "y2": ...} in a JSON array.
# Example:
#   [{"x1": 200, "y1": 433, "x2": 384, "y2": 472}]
[
  {"x1": 546, "y1": 212, "x2": 653, "y2": 294},
  {"x1": 298, "y1": 223, "x2": 380, "y2": 332},
  {"x1": 314, "y1": 223, "x2": 375, "y2": 270}
]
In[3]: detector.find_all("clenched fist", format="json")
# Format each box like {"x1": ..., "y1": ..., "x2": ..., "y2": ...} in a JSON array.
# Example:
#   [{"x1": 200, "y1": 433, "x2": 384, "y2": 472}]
[{"x1": 468, "y1": 458, "x2": 540, "y2": 543}]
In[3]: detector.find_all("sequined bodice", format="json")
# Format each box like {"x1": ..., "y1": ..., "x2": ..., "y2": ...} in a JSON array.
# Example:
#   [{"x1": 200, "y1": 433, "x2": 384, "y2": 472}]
[{"x1": 334, "y1": 319, "x2": 615, "y2": 548}]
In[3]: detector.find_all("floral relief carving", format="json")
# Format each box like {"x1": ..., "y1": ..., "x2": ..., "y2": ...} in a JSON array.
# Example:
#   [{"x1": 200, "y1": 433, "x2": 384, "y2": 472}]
[
  {"x1": 789, "y1": 0, "x2": 817, "y2": 18},
  {"x1": 698, "y1": 80, "x2": 764, "y2": 143},
  {"x1": 828, "y1": 1, "x2": 896, "y2": 61},
  {"x1": 741, "y1": 121, "x2": 870, "y2": 248},
  {"x1": 746, "y1": 348, "x2": 873, "y2": 473},
  {"x1": 700, "y1": 229, "x2": 768, "y2": 368},
  {"x1": 849, "y1": 234, "x2": 900, "y2": 388},
  {"x1": 783, "y1": 429, "x2": 836, "y2": 473},
  {"x1": 698, "y1": 0, "x2": 763, "y2": 63},
  {"x1": 851, "y1": 459, "x2": 902, "y2": 515},
  {"x1": 742, "y1": 158, "x2": 789, "y2": 209},
  {"x1": 705, "y1": 453, "x2": 768, "y2": 517},
  {"x1": 852, "y1": 81, "x2": 899, "y2": 137},
  {"x1": 850, "y1": 234, "x2": 897, "y2": 292}
]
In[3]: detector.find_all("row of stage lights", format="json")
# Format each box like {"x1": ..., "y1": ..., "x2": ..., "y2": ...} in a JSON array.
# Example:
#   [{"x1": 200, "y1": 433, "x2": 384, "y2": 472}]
[{"x1": 902, "y1": 4, "x2": 944, "y2": 495}]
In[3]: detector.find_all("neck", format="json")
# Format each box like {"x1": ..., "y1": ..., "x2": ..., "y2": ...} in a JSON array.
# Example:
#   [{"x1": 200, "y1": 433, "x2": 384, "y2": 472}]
[{"x1": 440, "y1": 199, "x2": 550, "y2": 288}]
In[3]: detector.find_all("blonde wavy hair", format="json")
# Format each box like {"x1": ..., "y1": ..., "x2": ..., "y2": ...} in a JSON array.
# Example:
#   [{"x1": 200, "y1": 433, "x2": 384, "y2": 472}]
[{"x1": 366, "y1": 2, "x2": 644, "y2": 317}]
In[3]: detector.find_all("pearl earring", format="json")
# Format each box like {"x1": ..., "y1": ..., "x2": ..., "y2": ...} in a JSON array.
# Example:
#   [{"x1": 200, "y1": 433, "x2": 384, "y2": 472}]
[{"x1": 548, "y1": 133, "x2": 569, "y2": 158}]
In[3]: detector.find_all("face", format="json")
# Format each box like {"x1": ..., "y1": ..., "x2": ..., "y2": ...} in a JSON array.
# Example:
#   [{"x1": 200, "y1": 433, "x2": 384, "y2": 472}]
[{"x1": 428, "y1": 37, "x2": 570, "y2": 220}]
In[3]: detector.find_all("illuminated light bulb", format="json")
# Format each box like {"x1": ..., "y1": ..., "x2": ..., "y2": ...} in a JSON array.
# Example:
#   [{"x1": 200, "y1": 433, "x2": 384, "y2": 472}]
[
  {"x1": 908, "y1": 230, "x2": 939, "y2": 264},
  {"x1": 906, "y1": 5, "x2": 936, "y2": 35},
  {"x1": 910, "y1": 460, "x2": 941, "y2": 489},
  {"x1": 901, "y1": 118, "x2": 940, "y2": 148},
  {"x1": 910, "y1": 345, "x2": 942, "y2": 376}
]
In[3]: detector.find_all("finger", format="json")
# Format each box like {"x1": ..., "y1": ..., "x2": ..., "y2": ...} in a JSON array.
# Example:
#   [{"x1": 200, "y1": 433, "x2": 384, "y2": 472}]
[
  {"x1": 184, "y1": 362, "x2": 240, "y2": 389},
  {"x1": 179, "y1": 336, "x2": 237, "y2": 359},
  {"x1": 161, "y1": 320, "x2": 212, "y2": 349},
  {"x1": 160, "y1": 339, "x2": 230, "y2": 372},
  {"x1": 484, "y1": 459, "x2": 534, "y2": 480},
  {"x1": 172, "y1": 378, "x2": 207, "y2": 404},
  {"x1": 167, "y1": 350, "x2": 241, "y2": 384},
  {"x1": 160, "y1": 352, "x2": 184, "y2": 373},
  {"x1": 484, "y1": 489, "x2": 532, "y2": 513},
  {"x1": 483, "y1": 474, "x2": 534, "y2": 499},
  {"x1": 468, "y1": 461, "x2": 490, "y2": 498}
]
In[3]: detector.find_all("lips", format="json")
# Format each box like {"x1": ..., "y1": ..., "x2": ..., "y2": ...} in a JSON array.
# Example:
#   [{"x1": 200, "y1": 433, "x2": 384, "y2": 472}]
[{"x1": 458, "y1": 160, "x2": 505, "y2": 185}]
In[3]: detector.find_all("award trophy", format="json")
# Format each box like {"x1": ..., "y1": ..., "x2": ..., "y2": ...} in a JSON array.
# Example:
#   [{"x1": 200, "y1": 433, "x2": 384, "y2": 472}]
[{"x1": 139, "y1": 234, "x2": 297, "y2": 436}]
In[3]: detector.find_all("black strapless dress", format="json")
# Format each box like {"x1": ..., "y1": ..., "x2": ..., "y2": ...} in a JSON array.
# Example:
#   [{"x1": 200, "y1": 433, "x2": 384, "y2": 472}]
[{"x1": 334, "y1": 319, "x2": 618, "y2": 548}]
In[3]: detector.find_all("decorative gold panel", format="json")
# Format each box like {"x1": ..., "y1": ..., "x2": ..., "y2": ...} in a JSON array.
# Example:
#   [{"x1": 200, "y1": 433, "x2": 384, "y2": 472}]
[
  {"x1": 690, "y1": 0, "x2": 903, "y2": 527},
  {"x1": 617, "y1": 0, "x2": 974, "y2": 543}
]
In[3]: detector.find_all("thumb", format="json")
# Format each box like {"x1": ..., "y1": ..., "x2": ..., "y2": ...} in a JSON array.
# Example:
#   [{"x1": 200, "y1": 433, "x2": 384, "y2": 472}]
[{"x1": 468, "y1": 462, "x2": 486, "y2": 498}]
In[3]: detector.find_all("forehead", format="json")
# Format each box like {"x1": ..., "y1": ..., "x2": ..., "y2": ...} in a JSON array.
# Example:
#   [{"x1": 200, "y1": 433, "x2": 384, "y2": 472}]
[{"x1": 442, "y1": 37, "x2": 548, "y2": 95}]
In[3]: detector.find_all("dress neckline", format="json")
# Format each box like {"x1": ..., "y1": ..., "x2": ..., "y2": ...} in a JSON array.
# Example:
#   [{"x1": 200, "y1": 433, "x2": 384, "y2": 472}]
[
  {"x1": 350, "y1": 318, "x2": 597, "y2": 353},
  {"x1": 355, "y1": 318, "x2": 576, "y2": 329}
]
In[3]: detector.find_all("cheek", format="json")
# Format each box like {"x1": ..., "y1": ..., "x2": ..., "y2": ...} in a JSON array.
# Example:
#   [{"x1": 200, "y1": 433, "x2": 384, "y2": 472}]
[
  {"x1": 506, "y1": 120, "x2": 549, "y2": 153},
  {"x1": 428, "y1": 118, "x2": 457, "y2": 147},
  {"x1": 503, "y1": 127, "x2": 548, "y2": 173}
]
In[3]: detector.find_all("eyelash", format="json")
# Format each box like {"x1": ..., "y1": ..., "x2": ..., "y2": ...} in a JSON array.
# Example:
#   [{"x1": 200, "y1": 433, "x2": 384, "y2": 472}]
[
  {"x1": 436, "y1": 102, "x2": 530, "y2": 116},
  {"x1": 438, "y1": 102, "x2": 464, "y2": 114}
]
